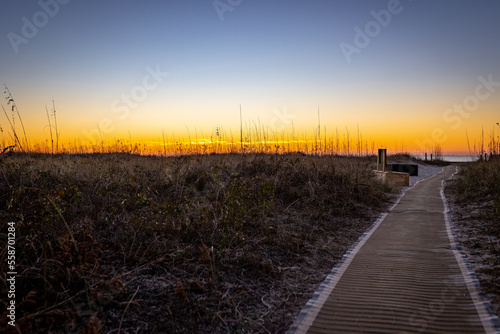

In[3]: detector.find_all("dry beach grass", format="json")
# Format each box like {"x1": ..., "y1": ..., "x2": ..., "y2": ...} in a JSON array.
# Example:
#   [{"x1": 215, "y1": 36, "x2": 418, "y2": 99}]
[
  {"x1": 445, "y1": 158, "x2": 500, "y2": 317},
  {"x1": 1, "y1": 152, "x2": 498, "y2": 333},
  {"x1": 0, "y1": 153, "x2": 396, "y2": 333}
]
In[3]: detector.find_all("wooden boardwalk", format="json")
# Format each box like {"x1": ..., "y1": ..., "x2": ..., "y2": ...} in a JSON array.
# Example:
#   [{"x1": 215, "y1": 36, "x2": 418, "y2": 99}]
[{"x1": 289, "y1": 166, "x2": 499, "y2": 334}]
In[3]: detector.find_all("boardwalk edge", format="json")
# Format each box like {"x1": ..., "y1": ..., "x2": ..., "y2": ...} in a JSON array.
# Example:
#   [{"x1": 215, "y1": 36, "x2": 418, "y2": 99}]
[{"x1": 442, "y1": 166, "x2": 500, "y2": 334}]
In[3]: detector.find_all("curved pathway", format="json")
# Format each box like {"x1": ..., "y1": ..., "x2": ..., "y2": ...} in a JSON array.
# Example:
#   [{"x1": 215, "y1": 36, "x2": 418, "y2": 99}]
[{"x1": 289, "y1": 166, "x2": 498, "y2": 334}]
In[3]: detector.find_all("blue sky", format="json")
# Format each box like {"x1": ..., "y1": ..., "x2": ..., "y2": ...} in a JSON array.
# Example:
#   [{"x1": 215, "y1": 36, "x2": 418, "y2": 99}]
[{"x1": 1, "y1": 0, "x2": 499, "y2": 152}]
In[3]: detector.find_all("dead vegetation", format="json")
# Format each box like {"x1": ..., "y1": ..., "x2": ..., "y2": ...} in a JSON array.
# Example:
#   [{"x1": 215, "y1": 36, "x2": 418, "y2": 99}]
[
  {"x1": 0, "y1": 153, "x2": 395, "y2": 333},
  {"x1": 445, "y1": 158, "x2": 500, "y2": 315}
]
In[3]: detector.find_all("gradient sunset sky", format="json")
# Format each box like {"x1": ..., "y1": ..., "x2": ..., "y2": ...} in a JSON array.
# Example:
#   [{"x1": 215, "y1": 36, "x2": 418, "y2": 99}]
[{"x1": 1, "y1": 0, "x2": 499, "y2": 153}]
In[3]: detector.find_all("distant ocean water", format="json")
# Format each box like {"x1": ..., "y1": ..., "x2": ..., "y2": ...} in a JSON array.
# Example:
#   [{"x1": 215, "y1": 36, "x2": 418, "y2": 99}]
[{"x1": 415, "y1": 155, "x2": 477, "y2": 163}]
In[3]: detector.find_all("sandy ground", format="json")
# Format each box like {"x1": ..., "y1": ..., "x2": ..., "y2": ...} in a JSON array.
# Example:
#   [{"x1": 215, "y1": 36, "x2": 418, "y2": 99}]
[
  {"x1": 443, "y1": 168, "x2": 500, "y2": 317},
  {"x1": 408, "y1": 164, "x2": 445, "y2": 187}
]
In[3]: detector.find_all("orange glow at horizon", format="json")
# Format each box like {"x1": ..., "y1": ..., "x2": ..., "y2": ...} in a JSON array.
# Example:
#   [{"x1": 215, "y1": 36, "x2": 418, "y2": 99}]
[
  {"x1": 4, "y1": 122, "x2": 497, "y2": 156},
  {"x1": 3, "y1": 89, "x2": 499, "y2": 156}
]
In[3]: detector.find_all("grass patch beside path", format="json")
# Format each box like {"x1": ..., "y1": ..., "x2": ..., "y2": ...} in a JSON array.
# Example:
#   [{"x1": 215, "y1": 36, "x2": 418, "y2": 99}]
[
  {"x1": 445, "y1": 158, "x2": 500, "y2": 315},
  {"x1": 0, "y1": 153, "x2": 394, "y2": 333}
]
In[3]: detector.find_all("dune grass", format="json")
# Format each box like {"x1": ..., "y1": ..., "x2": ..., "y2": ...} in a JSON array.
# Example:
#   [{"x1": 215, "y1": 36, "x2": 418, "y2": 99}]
[
  {"x1": 445, "y1": 157, "x2": 500, "y2": 315},
  {"x1": 450, "y1": 158, "x2": 500, "y2": 219},
  {"x1": 0, "y1": 152, "x2": 395, "y2": 333}
]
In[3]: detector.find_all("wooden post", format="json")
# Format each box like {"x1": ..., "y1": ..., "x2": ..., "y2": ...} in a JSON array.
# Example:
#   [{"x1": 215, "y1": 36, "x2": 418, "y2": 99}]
[{"x1": 377, "y1": 149, "x2": 387, "y2": 172}]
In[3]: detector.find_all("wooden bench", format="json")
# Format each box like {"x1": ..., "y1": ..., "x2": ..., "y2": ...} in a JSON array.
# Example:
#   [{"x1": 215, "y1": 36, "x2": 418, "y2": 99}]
[{"x1": 386, "y1": 163, "x2": 418, "y2": 176}]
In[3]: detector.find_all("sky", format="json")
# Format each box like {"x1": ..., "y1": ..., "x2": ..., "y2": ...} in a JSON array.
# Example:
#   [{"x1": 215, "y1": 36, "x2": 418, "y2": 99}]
[{"x1": 0, "y1": 0, "x2": 499, "y2": 154}]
